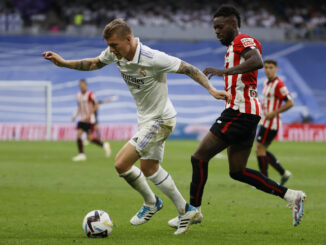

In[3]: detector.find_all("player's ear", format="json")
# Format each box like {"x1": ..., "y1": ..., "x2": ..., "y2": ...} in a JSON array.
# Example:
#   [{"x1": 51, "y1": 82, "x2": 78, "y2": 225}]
[
  {"x1": 229, "y1": 16, "x2": 238, "y2": 29},
  {"x1": 126, "y1": 34, "x2": 132, "y2": 43}
]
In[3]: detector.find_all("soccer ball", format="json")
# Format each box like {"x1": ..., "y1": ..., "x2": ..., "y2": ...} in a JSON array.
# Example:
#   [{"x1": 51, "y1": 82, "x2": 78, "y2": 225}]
[{"x1": 82, "y1": 210, "x2": 113, "y2": 238}]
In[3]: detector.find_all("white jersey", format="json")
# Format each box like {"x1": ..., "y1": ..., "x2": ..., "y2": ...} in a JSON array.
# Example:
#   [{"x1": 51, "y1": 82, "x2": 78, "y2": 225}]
[{"x1": 99, "y1": 38, "x2": 180, "y2": 124}]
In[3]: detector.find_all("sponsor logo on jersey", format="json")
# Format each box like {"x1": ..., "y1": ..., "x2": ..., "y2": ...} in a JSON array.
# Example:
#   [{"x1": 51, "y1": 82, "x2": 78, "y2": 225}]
[
  {"x1": 241, "y1": 38, "x2": 256, "y2": 48},
  {"x1": 249, "y1": 89, "x2": 258, "y2": 98},
  {"x1": 121, "y1": 73, "x2": 145, "y2": 89}
]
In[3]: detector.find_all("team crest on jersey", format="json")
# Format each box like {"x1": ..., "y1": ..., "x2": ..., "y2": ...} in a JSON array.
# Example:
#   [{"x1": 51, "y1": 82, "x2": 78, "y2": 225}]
[
  {"x1": 140, "y1": 67, "x2": 146, "y2": 77},
  {"x1": 241, "y1": 38, "x2": 255, "y2": 48},
  {"x1": 249, "y1": 89, "x2": 258, "y2": 98}
]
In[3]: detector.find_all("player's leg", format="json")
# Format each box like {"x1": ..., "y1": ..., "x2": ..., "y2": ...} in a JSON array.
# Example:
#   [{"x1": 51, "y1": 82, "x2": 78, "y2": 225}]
[
  {"x1": 115, "y1": 142, "x2": 157, "y2": 221},
  {"x1": 190, "y1": 131, "x2": 228, "y2": 207},
  {"x1": 135, "y1": 117, "x2": 197, "y2": 234},
  {"x1": 94, "y1": 123, "x2": 101, "y2": 139},
  {"x1": 88, "y1": 124, "x2": 111, "y2": 157},
  {"x1": 142, "y1": 159, "x2": 187, "y2": 215},
  {"x1": 73, "y1": 123, "x2": 87, "y2": 161},
  {"x1": 256, "y1": 142, "x2": 268, "y2": 176},
  {"x1": 228, "y1": 144, "x2": 287, "y2": 196},
  {"x1": 168, "y1": 131, "x2": 228, "y2": 229},
  {"x1": 255, "y1": 126, "x2": 269, "y2": 176},
  {"x1": 228, "y1": 144, "x2": 306, "y2": 226},
  {"x1": 266, "y1": 151, "x2": 292, "y2": 185}
]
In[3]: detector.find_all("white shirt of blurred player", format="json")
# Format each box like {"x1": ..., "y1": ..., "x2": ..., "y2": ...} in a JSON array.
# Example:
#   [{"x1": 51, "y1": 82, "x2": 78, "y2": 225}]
[{"x1": 99, "y1": 38, "x2": 180, "y2": 125}]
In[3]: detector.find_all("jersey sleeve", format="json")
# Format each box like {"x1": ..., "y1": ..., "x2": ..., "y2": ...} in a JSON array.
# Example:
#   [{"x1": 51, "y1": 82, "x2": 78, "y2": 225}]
[
  {"x1": 152, "y1": 51, "x2": 182, "y2": 73},
  {"x1": 88, "y1": 92, "x2": 96, "y2": 103},
  {"x1": 275, "y1": 82, "x2": 290, "y2": 99},
  {"x1": 98, "y1": 47, "x2": 115, "y2": 65},
  {"x1": 233, "y1": 35, "x2": 257, "y2": 54}
]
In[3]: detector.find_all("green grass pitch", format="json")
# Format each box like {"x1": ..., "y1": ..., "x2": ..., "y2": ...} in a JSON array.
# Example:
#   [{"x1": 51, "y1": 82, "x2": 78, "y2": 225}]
[{"x1": 0, "y1": 140, "x2": 325, "y2": 245}]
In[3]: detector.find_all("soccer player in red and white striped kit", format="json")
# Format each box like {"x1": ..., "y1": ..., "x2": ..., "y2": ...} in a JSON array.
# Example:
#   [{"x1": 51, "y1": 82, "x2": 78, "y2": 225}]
[
  {"x1": 168, "y1": 5, "x2": 306, "y2": 228},
  {"x1": 72, "y1": 79, "x2": 111, "y2": 161},
  {"x1": 256, "y1": 59, "x2": 294, "y2": 185}
]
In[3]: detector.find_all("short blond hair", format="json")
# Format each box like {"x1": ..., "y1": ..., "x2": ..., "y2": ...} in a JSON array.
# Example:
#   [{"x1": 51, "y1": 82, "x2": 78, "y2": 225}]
[{"x1": 102, "y1": 18, "x2": 133, "y2": 40}]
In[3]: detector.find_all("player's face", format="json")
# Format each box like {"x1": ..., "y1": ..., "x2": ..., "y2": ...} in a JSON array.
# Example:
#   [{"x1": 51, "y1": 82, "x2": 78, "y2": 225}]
[
  {"x1": 264, "y1": 63, "x2": 278, "y2": 80},
  {"x1": 213, "y1": 16, "x2": 236, "y2": 46},
  {"x1": 79, "y1": 82, "x2": 87, "y2": 93},
  {"x1": 106, "y1": 33, "x2": 132, "y2": 60}
]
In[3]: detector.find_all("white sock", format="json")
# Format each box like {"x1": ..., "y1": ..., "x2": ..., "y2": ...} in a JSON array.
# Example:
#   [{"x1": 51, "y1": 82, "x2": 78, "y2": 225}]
[
  {"x1": 120, "y1": 165, "x2": 156, "y2": 207},
  {"x1": 148, "y1": 166, "x2": 187, "y2": 215},
  {"x1": 283, "y1": 188, "x2": 296, "y2": 202}
]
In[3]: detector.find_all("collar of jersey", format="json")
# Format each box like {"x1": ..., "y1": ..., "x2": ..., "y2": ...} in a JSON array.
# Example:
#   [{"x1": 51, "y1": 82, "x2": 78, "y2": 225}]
[
  {"x1": 268, "y1": 77, "x2": 278, "y2": 83},
  {"x1": 123, "y1": 37, "x2": 141, "y2": 65}
]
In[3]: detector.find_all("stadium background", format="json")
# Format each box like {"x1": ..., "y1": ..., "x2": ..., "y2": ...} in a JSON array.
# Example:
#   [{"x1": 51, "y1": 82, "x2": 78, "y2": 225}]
[
  {"x1": 1, "y1": 1, "x2": 326, "y2": 245},
  {"x1": 1, "y1": 0, "x2": 326, "y2": 141}
]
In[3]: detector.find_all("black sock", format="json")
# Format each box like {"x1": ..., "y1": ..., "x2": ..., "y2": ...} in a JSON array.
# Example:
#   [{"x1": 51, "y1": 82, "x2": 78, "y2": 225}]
[
  {"x1": 91, "y1": 138, "x2": 103, "y2": 146},
  {"x1": 257, "y1": 156, "x2": 268, "y2": 176},
  {"x1": 266, "y1": 151, "x2": 285, "y2": 175},
  {"x1": 77, "y1": 139, "x2": 83, "y2": 153},
  {"x1": 230, "y1": 168, "x2": 287, "y2": 198},
  {"x1": 190, "y1": 156, "x2": 209, "y2": 207}
]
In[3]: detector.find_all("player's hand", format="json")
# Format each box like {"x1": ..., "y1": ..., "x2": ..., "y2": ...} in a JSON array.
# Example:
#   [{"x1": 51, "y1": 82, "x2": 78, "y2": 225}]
[
  {"x1": 203, "y1": 68, "x2": 226, "y2": 79},
  {"x1": 42, "y1": 51, "x2": 66, "y2": 67},
  {"x1": 110, "y1": 96, "x2": 119, "y2": 102},
  {"x1": 265, "y1": 111, "x2": 277, "y2": 119},
  {"x1": 209, "y1": 88, "x2": 231, "y2": 102}
]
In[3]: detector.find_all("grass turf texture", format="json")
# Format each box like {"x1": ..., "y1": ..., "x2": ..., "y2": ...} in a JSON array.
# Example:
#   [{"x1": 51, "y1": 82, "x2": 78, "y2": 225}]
[{"x1": 0, "y1": 140, "x2": 325, "y2": 245}]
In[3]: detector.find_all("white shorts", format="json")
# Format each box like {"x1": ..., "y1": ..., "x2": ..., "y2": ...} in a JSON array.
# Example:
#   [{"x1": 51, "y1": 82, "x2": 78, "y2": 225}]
[{"x1": 129, "y1": 117, "x2": 176, "y2": 162}]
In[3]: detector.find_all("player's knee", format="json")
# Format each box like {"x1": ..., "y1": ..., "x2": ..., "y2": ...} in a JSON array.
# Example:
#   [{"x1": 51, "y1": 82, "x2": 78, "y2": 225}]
[
  {"x1": 229, "y1": 170, "x2": 243, "y2": 181},
  {"x1": 114, "y1": 157, "x2": 125, "y2": 174},
  {"x1": 140, "y1": 165, "x2": 154, "y2": 177},
  {"x1": 255, "y1": 143, "x2": 265, "y2": 156},
  {"x1": 192, "y1": 153, "x2": 209, "y2": 162}
]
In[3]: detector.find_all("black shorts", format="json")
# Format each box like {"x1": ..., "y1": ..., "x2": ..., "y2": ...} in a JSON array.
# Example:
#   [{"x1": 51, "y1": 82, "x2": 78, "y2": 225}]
[
  {"x1": 256, "y1": 126, "x2": 278, "y2": 145},
  {"x1": 77, "y1": 121, "x2": 92, "y2": 134},
  {"x1": 210, "y1": 108, "x2": 261, "y2": 147}
]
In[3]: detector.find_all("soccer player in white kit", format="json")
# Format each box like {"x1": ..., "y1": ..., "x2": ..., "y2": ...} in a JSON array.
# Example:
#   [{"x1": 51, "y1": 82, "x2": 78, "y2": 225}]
[{"x1": 42, "y1": 18, "x2": 230, "y2": 235}]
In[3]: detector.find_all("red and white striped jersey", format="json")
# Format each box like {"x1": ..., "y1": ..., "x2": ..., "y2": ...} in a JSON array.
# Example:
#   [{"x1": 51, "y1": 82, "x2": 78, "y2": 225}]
[
  {"x1": 261, "y1": 77, "x2": 291, "y2": 130},
  {"x1": 76, "y1": 90, "x2": 96, "y2": 124},
  {"x1": 224, "y1": 33, "x2": 262, "y2": 116}
]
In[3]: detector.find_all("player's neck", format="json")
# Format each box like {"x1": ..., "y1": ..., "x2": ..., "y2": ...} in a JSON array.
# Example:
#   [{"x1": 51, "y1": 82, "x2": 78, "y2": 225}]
[
  {"x1": 125, "y1": 38, "x2": 138, "y2": 61},
  {"x1": 268, "y1": 76, "x2": 277, "y2": 82}
]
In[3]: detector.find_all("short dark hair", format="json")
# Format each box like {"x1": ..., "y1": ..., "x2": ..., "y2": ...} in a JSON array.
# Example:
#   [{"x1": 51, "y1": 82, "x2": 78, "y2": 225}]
[
  {"x1": 264, "y1": 59, "x2": 278, "y2": 66},
  {"x1": 213, "y1": 4, "x2": 241, "y2": 28},
  {"x1": 102, "y1": 18, "x2": 132, "y2": 40},
  {"x1": 79, "y1": 79, "x2": 87, "y2": 84}
]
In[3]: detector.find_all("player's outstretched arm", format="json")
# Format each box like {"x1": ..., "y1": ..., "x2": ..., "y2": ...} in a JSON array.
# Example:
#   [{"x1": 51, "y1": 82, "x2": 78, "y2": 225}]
[
  {"x1": 203, "y1": 49, "x2": 263, "y2": 78},
  {"x1": 42, "y1": 51, "x2": 107, "y2": 71},
  {"x1": 176, "y1": 61, "x2": 231, "y2": 102}
]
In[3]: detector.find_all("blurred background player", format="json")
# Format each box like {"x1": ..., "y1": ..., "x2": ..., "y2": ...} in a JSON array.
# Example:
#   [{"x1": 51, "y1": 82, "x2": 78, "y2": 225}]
[
  {"x1": 168, "y1": 5, "x2": 306, "y2": 229},
  {"x1": 256, "y1": 59, "x2": 294, "y2": 185},
  {"x1": 72, "y1": 79, "x2": 111, "y2": 161},
  {"x1": 84, "y1": 95, "x2": 119, "y2": 145}
]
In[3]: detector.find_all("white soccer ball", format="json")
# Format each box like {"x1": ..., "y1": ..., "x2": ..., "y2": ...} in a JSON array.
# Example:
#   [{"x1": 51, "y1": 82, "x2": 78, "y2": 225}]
[{"x1": 82, "y1": 210, "x2": 113, "y2": 238}]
